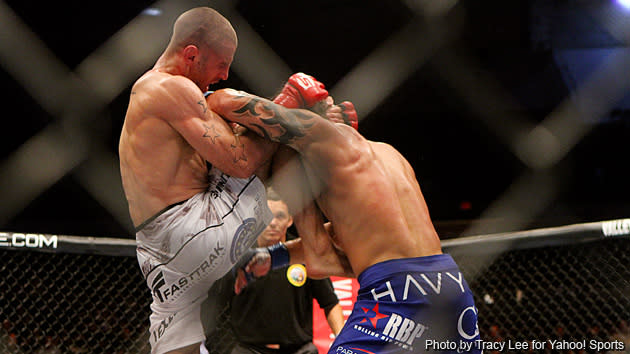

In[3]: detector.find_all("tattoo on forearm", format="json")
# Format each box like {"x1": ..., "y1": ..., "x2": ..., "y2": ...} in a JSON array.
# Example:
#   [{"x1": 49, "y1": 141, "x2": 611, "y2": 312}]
[
  {"x1": 231, "y1": 96, "x2": 315, "y2": 145},
  {"x1": 202, "y1": 123, "x2": 220, "y2": 143}
]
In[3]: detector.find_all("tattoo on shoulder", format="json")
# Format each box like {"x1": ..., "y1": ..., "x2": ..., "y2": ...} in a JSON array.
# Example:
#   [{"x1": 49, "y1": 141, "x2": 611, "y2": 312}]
[
  {"x1": 232, "y1": 95, "x2": 315, "y2": 145},
  {"x1": 197, "y1": 99, "x2": 208, "y2": 114},
  {"x1": 202, "y1": 123, "x2": 220, "y2": 143}
]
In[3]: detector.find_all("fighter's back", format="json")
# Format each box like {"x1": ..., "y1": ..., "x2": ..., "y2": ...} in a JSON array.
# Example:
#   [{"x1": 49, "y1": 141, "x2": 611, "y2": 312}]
[
  {"x1": 310, "y1": 125, "x2": 443, "y2": 276},
  {"x1": 206, "y1": 88, "x2": 480, "y2": 354},
  {"x1": 204, "y1": 89, "x2": 443, "y2": 275}
]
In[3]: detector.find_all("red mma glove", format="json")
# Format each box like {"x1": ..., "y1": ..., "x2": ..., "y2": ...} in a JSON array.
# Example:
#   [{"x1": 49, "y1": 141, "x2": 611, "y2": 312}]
[
  {"x1": 324, "y1": 99, "x2": 359, "y2": 130},
  {"x1": 338, "y1": 101, "x2": 358, "y2": 130},
  {"x1": 273, "y1": 73, "x2": 328, "y2": 109}
]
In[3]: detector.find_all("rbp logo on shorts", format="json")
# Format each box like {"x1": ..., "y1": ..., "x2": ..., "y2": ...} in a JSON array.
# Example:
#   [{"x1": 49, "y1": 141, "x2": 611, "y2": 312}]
[
  {"x1": 360, "y1": 270, "x2": 480, "y2": 349},
  {"x1": 353, "y1": 303, "x2": 427, "y2": 351},
  {"x1": 383, "y1": 313, "x2": 428, "y2": 348}
]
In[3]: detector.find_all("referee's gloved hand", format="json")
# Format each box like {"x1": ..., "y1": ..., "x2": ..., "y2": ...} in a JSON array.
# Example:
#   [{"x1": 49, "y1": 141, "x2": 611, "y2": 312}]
[{"x1": 234, "y1": 243, "x2": 290, "y2": 294}]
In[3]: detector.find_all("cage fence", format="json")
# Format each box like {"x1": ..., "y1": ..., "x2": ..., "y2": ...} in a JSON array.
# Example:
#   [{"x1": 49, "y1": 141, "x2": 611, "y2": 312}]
[{"x1": 0, "y1": 220, "x2": 628, "y2": 353}]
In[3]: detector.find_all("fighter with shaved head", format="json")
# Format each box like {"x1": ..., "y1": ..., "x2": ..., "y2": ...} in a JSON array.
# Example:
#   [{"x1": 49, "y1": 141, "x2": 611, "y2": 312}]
[{"x1": 119, "y1": 7, "x2": 278, "y2": 354}]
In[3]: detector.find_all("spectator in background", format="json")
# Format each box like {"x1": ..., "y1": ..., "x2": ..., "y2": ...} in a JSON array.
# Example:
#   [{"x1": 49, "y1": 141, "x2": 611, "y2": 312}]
[
  {"x1": 1, "y1": 319, "x2": 22, "y2": 353},
  {"x1": 206, "y1": 188, "x2": 344, "y2": 354},
  {"x1": 486, "y1": 324, "x2": 503, "y2": 354},
  {"x1": 609, "y1": 320, "x2": 630, "y2": 354}
]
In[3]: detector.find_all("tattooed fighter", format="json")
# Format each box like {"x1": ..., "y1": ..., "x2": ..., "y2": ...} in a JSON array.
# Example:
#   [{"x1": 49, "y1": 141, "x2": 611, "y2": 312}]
[
  {"x1": 206, "y1": 84, "x2": 482, "y2": 353},
  {"x1": 119, "y1": 7, "x2": 288, "y2": 354}
]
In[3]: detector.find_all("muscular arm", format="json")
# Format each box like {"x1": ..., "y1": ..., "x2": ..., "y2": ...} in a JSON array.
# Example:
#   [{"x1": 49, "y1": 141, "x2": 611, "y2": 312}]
[
  {"x1": 206, "y1": 88, "x2": 340, "y2": 154},
  {"x1": 293, "y1": 201, "x2": 354, "y2": 279},
  {"x1": 154, "y1": 78, "x2": 277, "y2": 178},
  {"x1": 233, "y1": 143, "x2": 353, "y2": 285},
  {"x1": 269, "y1": 146, "x2": 353, "y2": 278}
]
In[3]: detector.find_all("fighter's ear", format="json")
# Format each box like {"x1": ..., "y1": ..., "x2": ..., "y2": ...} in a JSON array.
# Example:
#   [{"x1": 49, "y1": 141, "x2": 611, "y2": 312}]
[{"x1": 182, "y1": 45, "x2": 199, "y2": 62}]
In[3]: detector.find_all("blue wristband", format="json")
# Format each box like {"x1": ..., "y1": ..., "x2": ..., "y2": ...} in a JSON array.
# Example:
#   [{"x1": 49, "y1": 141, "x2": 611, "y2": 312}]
[{"x1": 267, "y1": 242, "x2": 290, "y2": 270}]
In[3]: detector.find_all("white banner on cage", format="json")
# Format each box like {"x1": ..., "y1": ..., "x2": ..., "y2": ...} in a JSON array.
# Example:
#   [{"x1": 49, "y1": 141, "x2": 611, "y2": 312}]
[
  {"x1": 0, "y1": 232, "x2": 58, "y2": 249},
  {"x1": 602, "y1": 219, "x2": 630, "y2": 237}
]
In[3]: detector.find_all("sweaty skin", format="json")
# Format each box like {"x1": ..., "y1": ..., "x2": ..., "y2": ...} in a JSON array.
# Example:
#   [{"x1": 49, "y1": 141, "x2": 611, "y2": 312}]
[
  {"x1": 119, "y1": 8, "x2": 281, "y2": 354},
  {"x1": 119, "y1": 7, "x2": 278, "y2": 230},
  {"x1": 207, "y1": 89, "x2": 442, "y2": 278},
  {"x1": 119, "y1": 73, "x2": 276, "y2": 228}
]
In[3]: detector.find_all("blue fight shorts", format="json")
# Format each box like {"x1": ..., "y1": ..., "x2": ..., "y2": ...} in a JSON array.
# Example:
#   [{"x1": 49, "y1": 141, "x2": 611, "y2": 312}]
[{"x1": 329, "y1": 254, "x2": 481, "y2": 354}]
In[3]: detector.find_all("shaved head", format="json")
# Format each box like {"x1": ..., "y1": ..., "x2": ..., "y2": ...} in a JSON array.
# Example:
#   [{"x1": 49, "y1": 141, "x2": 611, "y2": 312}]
[{"x1": 166, "y1": 7, "x2": 237, "y2": 54}]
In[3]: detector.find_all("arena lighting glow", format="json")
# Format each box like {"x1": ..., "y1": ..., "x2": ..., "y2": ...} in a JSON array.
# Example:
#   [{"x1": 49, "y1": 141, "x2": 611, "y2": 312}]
[
  {"x1": 616, "y1": 0, "x2": 630, "y2": 9},
  {"x1": 142, "y1": 8, "x2": 162, "y2": 16}
]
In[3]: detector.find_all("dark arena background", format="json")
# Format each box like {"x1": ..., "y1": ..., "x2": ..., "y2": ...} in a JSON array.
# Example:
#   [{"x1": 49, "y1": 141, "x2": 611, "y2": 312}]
[{"x1": 1, "y1": 0, "x2": 629, "y2": 353}]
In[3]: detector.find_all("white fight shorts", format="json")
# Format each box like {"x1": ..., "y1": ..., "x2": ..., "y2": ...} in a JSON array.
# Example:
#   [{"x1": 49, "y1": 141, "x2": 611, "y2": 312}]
[{"x1": 136, "y1": 167, "x2": 272, "y2": 354}]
